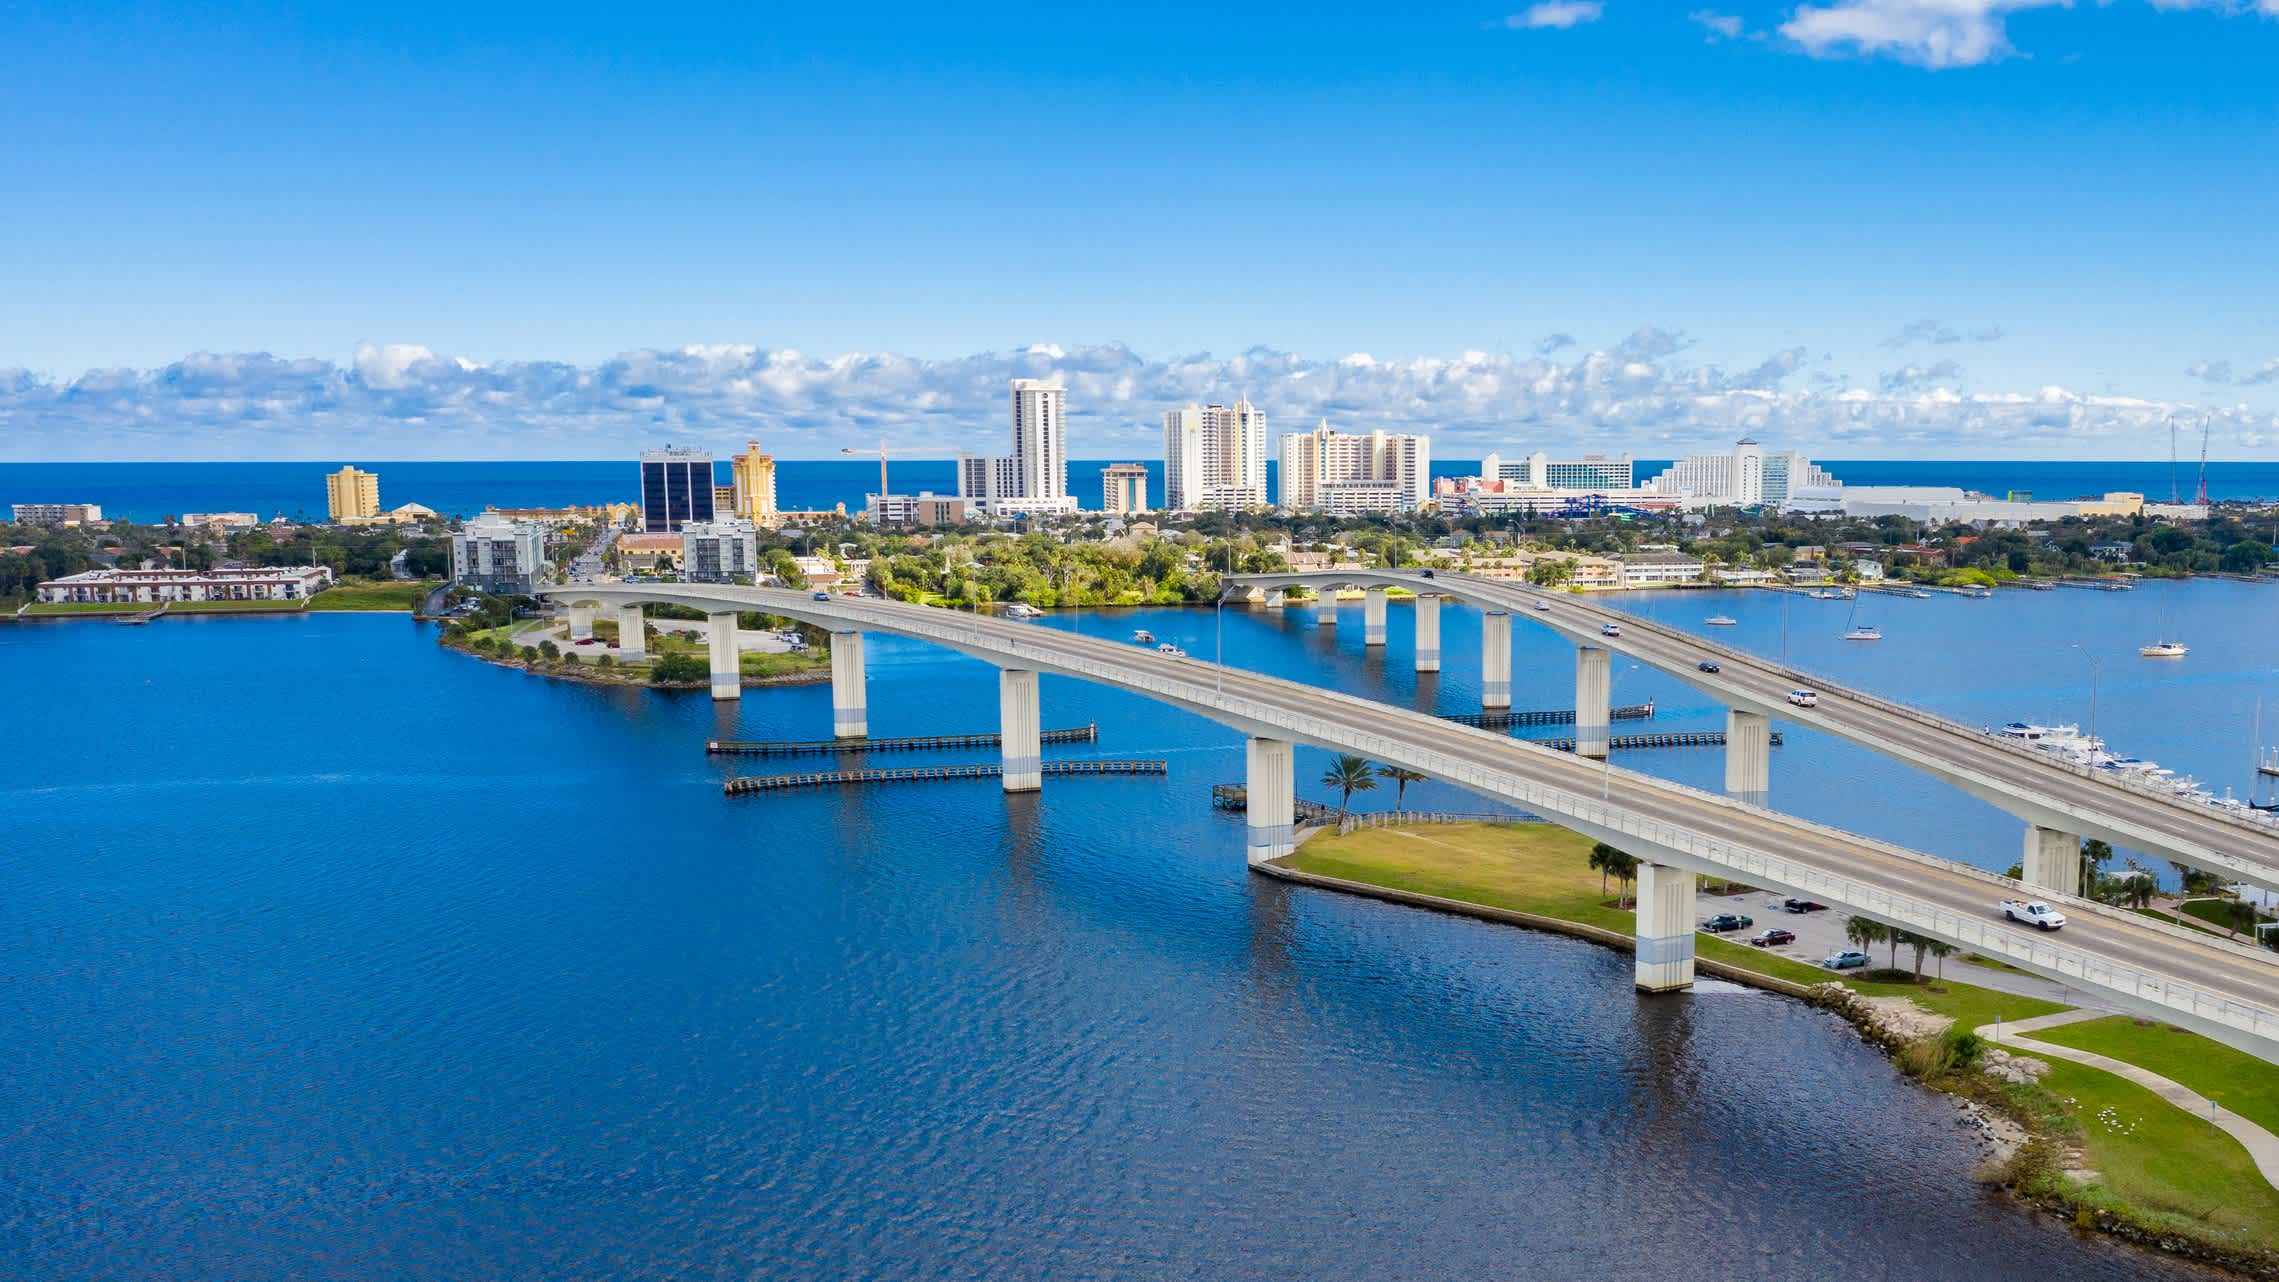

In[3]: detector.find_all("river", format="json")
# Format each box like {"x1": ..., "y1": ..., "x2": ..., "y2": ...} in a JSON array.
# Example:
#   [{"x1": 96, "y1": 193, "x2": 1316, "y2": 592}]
[{"x1": 4, "y1": 581, "x2": 2267, "y2": 1278}]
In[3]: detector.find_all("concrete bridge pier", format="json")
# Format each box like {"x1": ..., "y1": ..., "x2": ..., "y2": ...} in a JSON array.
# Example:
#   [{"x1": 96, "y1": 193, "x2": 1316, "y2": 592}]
[
  {"x1": 1481, "y1": 610, "x2": 1512, "y2": 709},
  {"x1": 1245, "y1": 737, "x2": 1296, "y2": 865},
  {"x1": 999, "y1": 668, "x2": 1041, "y2": 793},
  {"x1": 1414, "y1": 594, "x2": 1441, "y2": 672},
  {"x1": 1265, "y1": 587, "x2": 1286, "y2": 610},
  {"x1": 706, "y1": 612, "x2": 741, "y2": 701},
  {"x1": 614, "y1": 604, "x2": 646, "y2": 660},
  {"x1": 567, "y1": 602, "x2": 596, "y2": 642},
  {"x1": 1314, "y1": 592, "x2": 1337, "y2": 628},
  {"x1": 1724, "y1": 710, "x2": 1770, "y2": 807},
  {"x1": 831, "y1": 630, "x2": 867, "y2": 737},
  {"x1": 1363, "y1": 588, "x2": 1388, "y2": 646},
  {"x1": 2023, "y1": 825, "x2": 2083, "y2": 896},
  {"x1": 1575, "y1": 645, "x2": 1610, "y2": 758},
  {"x1": 1633, "y1": 862, "x2": 1697, "y2": 992}
]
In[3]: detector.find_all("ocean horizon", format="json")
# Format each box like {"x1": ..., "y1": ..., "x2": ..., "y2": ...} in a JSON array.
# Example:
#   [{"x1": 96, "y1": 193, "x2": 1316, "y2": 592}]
[{"x1": 4, "y1": 458, "x2": 2275, "y2": 524}]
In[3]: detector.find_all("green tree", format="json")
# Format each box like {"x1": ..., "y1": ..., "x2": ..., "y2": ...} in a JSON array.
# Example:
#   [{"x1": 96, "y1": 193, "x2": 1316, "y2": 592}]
[
  {"x1": 1925, "y1": 939, "x2": 1956, "y2": 982},
  {"x1": 1845, "y1": 915, "x2": 1889, "y2": 961},
  {"x1": 1320, "y1": 754, "x2": 1378, "y2": 825},
  {"x1": 1375, "y1": 765, "x2": 1428, "y2": 812},
  {"x1": 2078, "y1": 838, "x2": 2113, "y2": 892},
  {"x1": 538, "y1": 640, "x2": 560, "y2": 661},
  {"x1": 650, "y1": 652, "x2": 708, "y2": 684},
  {"x1": 2224, "y1": 899, "x2": 2262, "y2": 940},
  {"x1": 1893, "y1": 928, "x2": 1932, "y2": 977}
]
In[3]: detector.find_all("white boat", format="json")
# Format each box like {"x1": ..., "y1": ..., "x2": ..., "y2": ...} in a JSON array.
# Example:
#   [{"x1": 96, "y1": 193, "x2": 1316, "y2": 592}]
[
  {"x1": 1131, "y1": 629, "x2": 1156, "y2": 645},
  {"x1": 1810, "y1": 589, "x2": 1842, "y2": 600},
  {"x1": 1156, "y1": 642, "x2": 1187, "y2": 658},
  {"x1": 1843, "y1": 625, "x2": 1882, "y2": 641},
  {"x1": 1005, "y1": 603, "x2": 1044, "y2": 620},
  {"x1": 2139, "y1": 640, "x2": 2188, "y2": 658},
  {"x1": 1705, "y1": 615, "x2": 1737, "y2": 626}
]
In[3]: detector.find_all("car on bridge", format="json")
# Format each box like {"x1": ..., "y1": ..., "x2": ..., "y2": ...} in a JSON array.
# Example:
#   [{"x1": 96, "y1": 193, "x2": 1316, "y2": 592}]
[
  {"x1": 1698, "y1": 661, "x2": 1721, "y2": 673},
  {"x1": 1787, "y1": 689, "x2": 1819, "y2": 708},
  {"x1": 1600, "y1": 622, "x2": 1622, "y2": 637},
  {"x1": 1533, "y1": 598, "x2": 1551, "y2": 610},
  {"x1": 1748, "y1": 927, "x2": 1797, "y2": 947},
  {"x1": 1701, "y1": 913, "x2": 1754, "y2": 933},
  {"x1": 2001, "y1": 900, "x2": 2068, "y2": 931},
  {"x1": 1820, "y1": 949, "x2": 1871, "y2": 970}
]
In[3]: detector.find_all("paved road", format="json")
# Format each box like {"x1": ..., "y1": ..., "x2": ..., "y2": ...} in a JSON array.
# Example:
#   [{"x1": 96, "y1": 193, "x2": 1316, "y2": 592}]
[
  {"x1": 1232, "y1": 570, "x2": 2279, "y2": 892},
  {"x1": 540, "y1": 584, "x2": 2279, "y2": 1058}
]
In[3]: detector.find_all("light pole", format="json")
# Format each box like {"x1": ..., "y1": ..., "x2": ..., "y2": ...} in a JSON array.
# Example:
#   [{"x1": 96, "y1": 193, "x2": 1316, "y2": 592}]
[{"x1": 2070, "y1": 642, "x2": 2103, "y2": 753}]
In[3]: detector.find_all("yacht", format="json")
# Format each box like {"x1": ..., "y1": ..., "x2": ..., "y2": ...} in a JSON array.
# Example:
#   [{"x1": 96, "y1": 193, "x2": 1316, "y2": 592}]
[
  {"x1": 1156, "y1": 642, "x2": 1187, "y2": 658},
  {"x1": 1705, "y1": 615, "x2": 1737, "y2": 627},
  {"x1": 2140, "y1": 640, "x2": 2188, "y2": 658},
  {"x1": 1131, "y1": 628, "x2": 1156, "y2": 645},
  {"x1": 1843, "y1": 625, "x2": 1882, "y2": 641},
  {"x1": 1005, "y1": 603, "x2": 1044, "y2": 620}
]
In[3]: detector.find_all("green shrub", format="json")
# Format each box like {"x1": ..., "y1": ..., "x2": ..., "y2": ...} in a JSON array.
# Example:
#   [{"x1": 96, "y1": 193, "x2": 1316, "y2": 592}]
[{"x1": 650, "y1": 652, "x2": 707, "y2": 683}]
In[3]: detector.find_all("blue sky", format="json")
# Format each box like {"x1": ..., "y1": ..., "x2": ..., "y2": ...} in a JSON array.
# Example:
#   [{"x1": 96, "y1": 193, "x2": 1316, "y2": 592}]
[{"x1": 3, "y1": 1, "x2": 2277, "y2": 459}]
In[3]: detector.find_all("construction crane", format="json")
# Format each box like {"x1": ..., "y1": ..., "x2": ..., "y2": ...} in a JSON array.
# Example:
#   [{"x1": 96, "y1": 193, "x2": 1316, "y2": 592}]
[{"x1": 842, "y1": 438, "x2": 935, "y2": 497}]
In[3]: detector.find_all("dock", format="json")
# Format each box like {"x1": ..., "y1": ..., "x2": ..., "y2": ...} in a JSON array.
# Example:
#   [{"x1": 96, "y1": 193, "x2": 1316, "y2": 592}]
[
  {"x1": 1535, "y1": 729, "x2": 1783, "y2": 753},
  {"x1": 708, "y1": 723, "x2": 1098, "y2": 756},
  {"x1": 1439, "y1": 701, "x2": 1655, "y2": 730},
  {"x1": 725, "y1": 759, "x2": 1165, "y2": 795},
  {"x1": 1210, "y1": 784, "x2": 1336, "y2": 823}
]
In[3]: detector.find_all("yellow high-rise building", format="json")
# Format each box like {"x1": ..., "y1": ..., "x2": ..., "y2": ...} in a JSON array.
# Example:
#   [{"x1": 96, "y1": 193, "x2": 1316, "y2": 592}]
[
  {"x1": 730, "y1": 440, "x2": 779, "y2": 526},
  {"x1": 326, "y1": 466, "x2": 381, "y2": 521}
]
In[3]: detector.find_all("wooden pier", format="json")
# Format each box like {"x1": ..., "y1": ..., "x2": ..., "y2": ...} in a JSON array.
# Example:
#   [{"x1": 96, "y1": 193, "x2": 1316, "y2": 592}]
[
  {"x1": 1534, "y1": 729, "x2": 1782, "y2": 753},
  {"x1": 1438, "y1": 701, "x2": 1655, "y2": 730},
  {"x1": 726, "y1": 758, "x2": 1165, "y2": 794},
  {"x1": 708, "y1": 722, "x2": 1098, "y2": 756}
]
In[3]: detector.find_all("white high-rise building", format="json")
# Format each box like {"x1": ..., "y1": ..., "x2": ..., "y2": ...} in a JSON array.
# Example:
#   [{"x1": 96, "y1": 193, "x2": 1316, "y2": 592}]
[
  {"x1": 1646, "y1": 438, "x2": 1838, "y2": 509},
  {"x1": 1278, "y1": 422, "x2": 1431, "y2": 515},
  {"x1": 957, "y1": 379, "x2": 1079, "y2": 516},
  {"x1": 452, "y1": 513, "x2": 546, "y2": 595},
  {"x1": 1163, "y1": 399, "x2": 1268, "y2": 512},
  {"x1": 680, "y1": 518, "x2": 762, "y2": 583},
  {"x1": 1478, "y1": 452, "x2": 1635, "y2": 492}
]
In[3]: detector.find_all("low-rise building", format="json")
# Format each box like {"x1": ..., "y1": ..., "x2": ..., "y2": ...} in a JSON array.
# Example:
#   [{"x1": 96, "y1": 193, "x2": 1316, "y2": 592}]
[
  {"x1": 38, "y1": 565, "x2": 332, "y2": 604},
  {"x1": 452, "y1": 513, "x2": 546, "y2": 594},
  {"x1": 616, "y1": 532, "x2": 683, "y2": 576},
  {"x1": 179, "y1": 512, "x2": 261, "y2": 531},
  {"x1": 1616, "y1": 551, "x2": 1706, "y2": 587},
  {"x1": 681, "y1": 518, "x2": 762, "y2": 583},
  {"x1": 867, "y1": 492, "x2": 972, "y2": 528},
  {"x1": 13, "y1": 503, "x2": 103, "y2": 527}
]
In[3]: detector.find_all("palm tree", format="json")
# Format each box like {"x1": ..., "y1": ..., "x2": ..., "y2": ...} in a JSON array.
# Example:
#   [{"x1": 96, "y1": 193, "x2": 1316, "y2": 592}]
[
  {"x1": 1589, "y1": 843, "x2": 1619, "y2": 897},
  {"x1": 2225, "y1": 899, "x2": 2262, "y2": 940},
  {"x1": 1587, "y1": 845, "x2": 1640, "y2": 907},
  {"x1": 1845, "y1": 915, "x2": 1889, "y2": 962},
  {"x1": 1926, "y1": 940, "x2": 1957, "y2": 982},
  {"x1": 2079, "y1": 838, "x2": 2114, "y2": 894},
  {"x1": 1321, "y1": 755, "x2": 1377, "y2": 825},
  {"x1": 1376, "y1": 765, "x2": 1428, "y2": 813}
]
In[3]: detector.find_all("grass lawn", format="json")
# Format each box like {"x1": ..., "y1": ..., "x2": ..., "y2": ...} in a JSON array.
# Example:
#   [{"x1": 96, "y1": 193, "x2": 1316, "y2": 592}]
[
  {"x1": 2179, "y1": 897, "x2": 2270, "y2": 934},
  {"x1": 740, "y1": 649, "x2": 830, "y2": 678},
  {"x1": 162, "y1": 598, "x2": 309, "y2": 613},
  {"x1": 309, "y1": 580, "x2": 436, "y2": 611},
  {"x1": 23, "y1": 601, "x2": 153, "y2": 615},
  {"x1": 2025, "y1": 1059, "x2": 2279, "y2": 1247},
  {"x1": 2026, "y1": 1016, "x2": 2279, "y2": 1139}
]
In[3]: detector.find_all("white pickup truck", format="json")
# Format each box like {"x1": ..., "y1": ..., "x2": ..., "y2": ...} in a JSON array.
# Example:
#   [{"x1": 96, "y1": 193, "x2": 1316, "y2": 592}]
[{"x1": 2000, "y1": 899, "x2": 2067, "y2": 930}]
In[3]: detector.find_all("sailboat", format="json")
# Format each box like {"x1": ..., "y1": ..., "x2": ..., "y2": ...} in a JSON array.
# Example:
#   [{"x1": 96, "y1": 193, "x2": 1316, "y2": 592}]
[
  {"x1": 2141, "y1": 582, "x2": 2187, "y2": 657},
  {"x1": 1842, "y1": 595, "x2": 1881, "y2": 641}
]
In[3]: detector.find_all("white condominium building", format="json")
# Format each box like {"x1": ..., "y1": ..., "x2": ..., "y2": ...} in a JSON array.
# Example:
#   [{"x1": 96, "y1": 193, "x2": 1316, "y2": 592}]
[
  {"x1": 1278, "y1": 423, "x2": 1431, "y2": 515},
  {"x1": 1163, "y1": 399, "x2": 1268, "y2": 511},
  {"x1": 1646, "y1": 438, "x2": 1837, "y2": 509},
  {"x1": 680, "y1": 518, "x2": 762, "y2": 583},
  {"x1": 958, "y1": 379, "x2": 1079, "y2": 516},
  {"x1": 453, "y1": 513, "x2": 547, "y2": 594},
  {"x1": 37, "y1": 565, "x2": 332, "y2": 604}
]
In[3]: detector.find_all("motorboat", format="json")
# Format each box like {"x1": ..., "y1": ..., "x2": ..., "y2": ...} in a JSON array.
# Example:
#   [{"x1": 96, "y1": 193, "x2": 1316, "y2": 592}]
[
  {"x1": 1705, "y1": 615, "x2": 1737, "y2": 626},
  {"x1": 1132, "y1": 629, "x2": 1156, "y2": 645},
  {"x1": 1156, "y1": 642, "x2": 1187, "y2": 658},
  {"x1": 2139, "y1": 640, "x2": 2188, "y2": 658},
  {"x1": 1005, "y1": 603, "x2": 1044, "y2": 620}
]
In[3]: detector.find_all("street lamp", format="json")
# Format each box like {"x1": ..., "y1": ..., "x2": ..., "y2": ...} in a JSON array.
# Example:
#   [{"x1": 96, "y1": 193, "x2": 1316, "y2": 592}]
[{"x1": 2069, "y1": 642, "x2": 2103, "y2": 754}]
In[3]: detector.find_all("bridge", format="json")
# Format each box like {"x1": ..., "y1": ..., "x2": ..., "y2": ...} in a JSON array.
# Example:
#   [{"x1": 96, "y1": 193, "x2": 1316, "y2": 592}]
[
  {"x1": 1226, "y1": 570, "x2": 2279, "y2": 898},
  {"x1": 541, "y1": 583, "x2": 2279, "y2": 1062}
]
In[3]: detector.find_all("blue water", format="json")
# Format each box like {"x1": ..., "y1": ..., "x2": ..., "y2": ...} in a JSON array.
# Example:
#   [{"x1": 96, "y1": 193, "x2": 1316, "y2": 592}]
[
  {"x1": 5, "y1": 585, "x2": 2264, "y2": 1278},
  {"x1": 7, "y1": 458, "x2": 2277, "y2": 523}
]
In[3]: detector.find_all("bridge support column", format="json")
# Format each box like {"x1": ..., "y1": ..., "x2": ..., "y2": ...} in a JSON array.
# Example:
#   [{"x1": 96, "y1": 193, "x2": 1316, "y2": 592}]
[
  {"x1": 1245, "y1": 737, "x2": 1296, "y2": 866},
  {"x1": 1575, "y1": 645, "x2": 1610, "y2": 759},
  {"x1": 1363, "y1": 588, "x2": 1388, "y2": 646},
  {"x1": 1724, "y1": 710, "x2": 1770, "y2": 807},
  {"x1": 567, "y1": 602, "x2": 596, "y2": 642},
  {"x1": 1482, "y1": 610, "x2": 1511, "y2": 709},
  {"x1": 830, "y1": 631, "x2": 867, "y2": 738},
  {"x1": 1633, "y1": 862, "x2": 1696, "y2": 993},
  {"x1": 614, "y1": 604, "x2": 646, "y2": 660},
  {"x1": 1266, "y1": 588, "x2": 1286, "y2": 610},
  {"x1": 1314, "y1": 592, "x2": 1337, "y2": 628},
  {"x1": 1415, "y1": 594, "x2": 1441, "y2": 672},
  {"x1": 999, "y1": 668, "x2": 1041, "y2": 793},
  {"x1": 2022, "y1": 825, "x2": 2081, "y2": 896},
  {"x1": 706, "y1": 612, "x2": 741, "y2": 701}
]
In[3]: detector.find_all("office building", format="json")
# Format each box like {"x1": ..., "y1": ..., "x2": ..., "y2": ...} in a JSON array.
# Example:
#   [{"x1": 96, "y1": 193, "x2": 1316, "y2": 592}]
[
  {"x1": 37, "y1": 566, "x2": 332, "y2": 604},
  {"x1": 326, "y1": 466, "x2": 381, "y2": 521},
  {"x1": 1101, "y1": 464, "x2": 1150, "y2": 515},
  {"x1": 640, "y1": 447, "x2": 717, "y2": 532},
  {"x1": 730, "y1": 440, "x2": 780, "y2": 525},
  {"x1": 956, "y1": 380, "x2": 1079, "y2": 516},
  {"x1": 680, "y1": 518, "x2": 762, "y2": 583},
  {"x1": 1646, "y1": 439, "x2": 1837, "y2": 509},
  {"x1": 12, "y1": 503, "x2": 104, "y2": 526},
  {"x1": 1163, "y1": 399, "x2": 1268, "y2": 511},
  {"x1": 867, "y1": 493, "x2": 971, "y2": 528},
  {"x1": 452, "y1": 513, "x2": 546, "y2": 594},
  {"x1": 1278, "y1": 423, "x2": 1431, "y2": 515}
]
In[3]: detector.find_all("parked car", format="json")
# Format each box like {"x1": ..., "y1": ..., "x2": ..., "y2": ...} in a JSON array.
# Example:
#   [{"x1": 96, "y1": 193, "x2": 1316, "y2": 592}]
[
  {"x1": 1749, "y1": 928, "x2": 1797, "y2": 947},
  {"x1": 1787, "y1": 688, "x2": 1819, "y2": 708},
  {"x1": 1701, "y1": 913, "x2": 1754, "y2": 933},
  {"x1": 574, "y1": 637, "x2": 600, "y2": 646},
  {"x1": 1782, "y1": 897, "x2": 1829, "y2": 914},
  {"x1": 1820, "y1": 950, "x2": 1871, "y2": 970},
  {"x1": 1599, "y1": 622, "x2": 1622, "y2": 637},
  {"x1": 2001, "y1": 899, "x2": 2067, "y2": 931},
  {"x1": 1698, "y1": 661, "x2": 1720, "y2": 673}
]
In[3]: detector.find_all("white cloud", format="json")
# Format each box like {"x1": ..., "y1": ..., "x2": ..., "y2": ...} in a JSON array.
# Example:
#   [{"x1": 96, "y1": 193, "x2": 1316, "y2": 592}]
[
  {"x1": 2147, "y1": 0, "x2": 2279, "y2": 15},
  {"x1": 1689, "y1": 9, "x2": 1746, "y2": 38},
  {"x1": 1779, "y1": 0, "x2": 2067, "y2": 68},
  {"x1": 1880, "y1": 317, "x2": 2005, "y2": 348},
  {"x1": 4, "y1": 338, "x2": 2274, "y2": 461},
  {"x1": 1496, "y1": 2, "x2": 1605, "y2": 30}
]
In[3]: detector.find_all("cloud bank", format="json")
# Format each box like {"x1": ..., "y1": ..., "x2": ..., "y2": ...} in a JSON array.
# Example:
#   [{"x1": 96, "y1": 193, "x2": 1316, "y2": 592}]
[{"x1": 4, "y1": 336, "x2": 2272, "y2": 461}]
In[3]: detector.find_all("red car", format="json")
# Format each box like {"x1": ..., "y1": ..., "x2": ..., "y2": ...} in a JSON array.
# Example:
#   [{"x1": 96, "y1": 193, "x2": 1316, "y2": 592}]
[{"x1": 1749, "y1": 928, "x2": 1797, "y2": 947}]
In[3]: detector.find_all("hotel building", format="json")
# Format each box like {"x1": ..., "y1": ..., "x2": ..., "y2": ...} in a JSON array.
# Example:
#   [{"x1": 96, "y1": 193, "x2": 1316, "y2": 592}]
[
  {"x1": 729, "y1": 440, "x2": 780, "y2": 526},
  {"x1": 1646, "y1": 439, "x2": 1837, "y2": 510},
  {"x1": 12, "y1": 503, "x2": 104, "y2": 526},
  {"x1": 1277, "y1": 423, "x2": 1431, "y2": 515},
  {"x1": 680, "y1": 518, "x2": 763, "y2": 583},
  {"x1": 1101, "y1": 464, "x2": 1150, "y2": 515},
  {"x1": 326, "y1": 467, "x2": 381, "y2": 521},
  {"x1": 957, "y1": 379, "x2": 1079, "y2": 516},
  {"x1": 1162, "y1": 399, "x2": 1268, "y2": 511}
]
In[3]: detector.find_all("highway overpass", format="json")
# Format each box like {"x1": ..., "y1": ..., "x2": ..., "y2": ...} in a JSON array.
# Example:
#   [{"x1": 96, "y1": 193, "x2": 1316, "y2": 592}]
[
  {"x1": 540, "y1": 584, "x2": 2279, "y2": 1063},
  {"x1": 1227, "y1": 570, "x2": 2279, "y2": 898}
]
